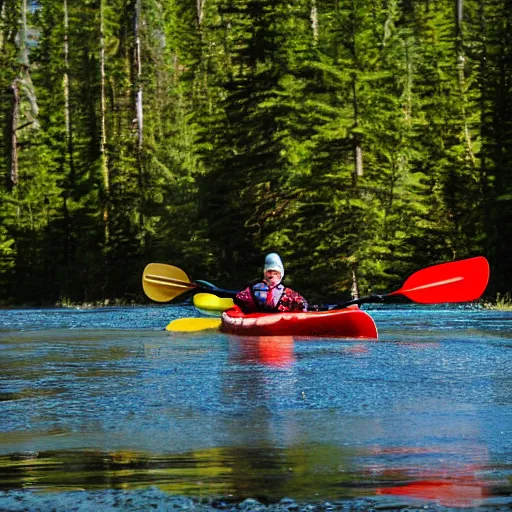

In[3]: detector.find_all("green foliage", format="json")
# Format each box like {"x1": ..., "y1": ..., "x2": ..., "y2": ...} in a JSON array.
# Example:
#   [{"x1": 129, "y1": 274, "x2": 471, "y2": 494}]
[{"x1": 0, "y1": 0, "x2": 510, "y2": 304}]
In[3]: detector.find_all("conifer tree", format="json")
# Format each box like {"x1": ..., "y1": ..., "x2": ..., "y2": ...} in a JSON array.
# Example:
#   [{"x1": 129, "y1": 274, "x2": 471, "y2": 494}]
[
  {"x1": 196, "y1": 0, "x2": 318, "y2": 285},
  {"x1": 291, "y1": 0, "x2": 401, "y2": 297},
  {"x1": 474, "y1": 0, "x2": 512, "y2": 294}
]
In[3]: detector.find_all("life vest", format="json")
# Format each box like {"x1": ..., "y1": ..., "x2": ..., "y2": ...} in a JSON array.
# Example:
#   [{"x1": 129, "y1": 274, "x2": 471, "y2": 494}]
[
  {"x1": 251, "y1": 281, "x2": 284, "y2": 310},
  {"x1": 234, "y1": 280, "x2": 308, "y2": 313}
]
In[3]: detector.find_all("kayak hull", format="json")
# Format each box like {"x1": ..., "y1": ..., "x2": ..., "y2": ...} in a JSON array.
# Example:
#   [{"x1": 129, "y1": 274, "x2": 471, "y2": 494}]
[{"x1": 220, "y1": 305, "x2": 378, "y2": 338}]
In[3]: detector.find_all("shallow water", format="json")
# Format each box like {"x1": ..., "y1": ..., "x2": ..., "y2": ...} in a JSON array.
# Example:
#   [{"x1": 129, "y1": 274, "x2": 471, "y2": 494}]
[{"x1": 1, "y1": 305, "x2": 512, "y2": 508}]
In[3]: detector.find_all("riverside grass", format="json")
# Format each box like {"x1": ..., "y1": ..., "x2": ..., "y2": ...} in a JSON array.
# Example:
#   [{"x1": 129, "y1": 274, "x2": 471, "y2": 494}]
[{"x1": 483, "y1": 293, "x2": 512, "y2": 311}]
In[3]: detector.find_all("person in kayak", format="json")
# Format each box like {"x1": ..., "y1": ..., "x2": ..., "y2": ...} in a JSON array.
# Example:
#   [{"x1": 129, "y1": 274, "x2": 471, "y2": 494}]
[{"x1": 234, "y1": 253, "x2": 308, "y2": 313}]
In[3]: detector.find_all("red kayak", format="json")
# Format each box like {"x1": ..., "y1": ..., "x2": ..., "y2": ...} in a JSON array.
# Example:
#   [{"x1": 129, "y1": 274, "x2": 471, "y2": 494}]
[{"x1": 220, "y1": 305, "x2": 378, "y2": 338}]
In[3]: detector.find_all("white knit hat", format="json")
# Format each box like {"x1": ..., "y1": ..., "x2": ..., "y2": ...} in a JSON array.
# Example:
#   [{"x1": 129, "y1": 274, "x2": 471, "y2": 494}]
[{"x1": 263, "y1": 253, "x2": 284, "y2": 278}]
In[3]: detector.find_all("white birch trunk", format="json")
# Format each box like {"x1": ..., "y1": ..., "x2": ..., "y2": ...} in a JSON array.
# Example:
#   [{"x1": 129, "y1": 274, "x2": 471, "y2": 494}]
[
  {"x1": 310, "y1": 0, "x2": 318, "y2": 44},
  {"x1": 0, "y1": 2, "x2": 5, "y2": 52},
  {"x1": 352, "y1": 76, "x2": 363, "y2": 178},
  {"x1": 63, "y1": 0, "x2": 75, "y2": 179},
  {"x1": 100, "y1": 0, "x2": 110, "y2": 242},
  {"x1": 135, "y1": 0, "x2": 143, "y2": 151},
  {"x1": 63, "y1": 0, "x2": 70, "y2": 138},
  {"x1": 197, "y1": 0, "x2": 204, "y2": 26},
  {"x1": 351, "y1": 269, "x2": 359, "y2": 300}
]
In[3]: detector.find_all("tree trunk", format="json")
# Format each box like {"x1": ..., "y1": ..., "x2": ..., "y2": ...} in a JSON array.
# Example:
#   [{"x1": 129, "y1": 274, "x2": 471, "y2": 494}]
[
  {"x1": 310, "y1": 0, "x2": 318, "y2": 43},
  {"x1": 134, "y1": 0, "x2": 146, "y2": 246},
  {"x1": 63, "y1": 0, "x2": 75, "y2": 183},
  {"x1": 197, "y1": 0, "x2": 204, "y2": 26},
  {"x1": 18, "y1": 0, "x2": 39, "y2": 126},
  {"x1": 9, "y1": 80, "x2": 20, "y2": 188},
  {"x1": 351, "y1": 268, "x2": 359, "y2": 300},
  {"x1": 134, "y1": 0, "x2": 143, "y2": 152},
  {"x1": 350, "y1": 0, "x2": 363, "y2": 180},
  {"x1": 99, "y1": 0, "x2": 110, "y2": 243},
  {"x1": 19, "y1": 0, "x2": 29, "y2": 67},
  {"x1": 352, "y1": 74, "x2": 363, "y2": 179},
  {"x1": 455, "y1": 0, "x2": 476, "y2": 166},
  {"x1": 354, "y1": 143, "x2": 363, "y2": 177}
]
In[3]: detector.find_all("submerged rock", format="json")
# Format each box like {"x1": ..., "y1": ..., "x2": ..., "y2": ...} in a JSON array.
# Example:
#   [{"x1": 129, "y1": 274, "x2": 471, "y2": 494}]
[{"x1": 1, "y1": 491, "x2": 511, "y2": 512}]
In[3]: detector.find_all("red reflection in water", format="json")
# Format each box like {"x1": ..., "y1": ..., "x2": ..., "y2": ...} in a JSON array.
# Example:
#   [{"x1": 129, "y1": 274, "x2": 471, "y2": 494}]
[
  {"x1": 231, "y1": 336, "x2": 295, "y2": 367},
  {"x1": 372, "y1": 444, "x2": 489, "y2": 507},
  {"x1": 378, "y1": 477, "x2": 487, "y2": 507},
  {"x1": 230, "y1": 337, "x2": 375, "y2": 366},
  {"x1": 342, "y1": 343, "x2": 369, "y2": 355}
]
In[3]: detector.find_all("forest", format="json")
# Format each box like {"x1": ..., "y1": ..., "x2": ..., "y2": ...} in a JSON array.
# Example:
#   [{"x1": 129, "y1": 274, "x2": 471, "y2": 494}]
[{"x1": 0, "y1": 0, "x2": 511, "y2": 306}]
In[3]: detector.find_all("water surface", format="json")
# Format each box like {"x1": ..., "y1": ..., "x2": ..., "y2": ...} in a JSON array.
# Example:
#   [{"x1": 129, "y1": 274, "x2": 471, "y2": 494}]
[{"x1": 1, "y1": 305, "x2": 512, "y2": 508}]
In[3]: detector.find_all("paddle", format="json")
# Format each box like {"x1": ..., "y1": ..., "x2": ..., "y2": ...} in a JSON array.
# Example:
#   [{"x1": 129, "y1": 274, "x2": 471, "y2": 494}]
[
  {"x1": 330, "y1": 256, "x2": 489, "y2": 310},
  {"x1": 144, "y1": 256, "x2": 489, "y2": 307},
  {"x1": 166, "y1": 318, "x2": 222, "y2": 332},
  {"x1": 193, "y1": 293, "x2": 234, "y2": 314},
  {"x1": 142, "y1": 263, "x2": 237, "y2": 303},
  {"x1": 162, "y1": 256, "x2": 489, "y2": 332}
]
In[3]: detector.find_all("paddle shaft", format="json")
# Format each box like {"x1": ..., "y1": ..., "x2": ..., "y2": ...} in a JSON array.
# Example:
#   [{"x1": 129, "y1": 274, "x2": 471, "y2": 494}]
[
  {"x1": 329, "y1": 295, "x2": 385, "y2": 310},
  {"x1": 194, "y1": 280, "x2": 238, "y2": 298},
  {"x1": 148, "y1": 275, "x2": 237, "y2": 298}
]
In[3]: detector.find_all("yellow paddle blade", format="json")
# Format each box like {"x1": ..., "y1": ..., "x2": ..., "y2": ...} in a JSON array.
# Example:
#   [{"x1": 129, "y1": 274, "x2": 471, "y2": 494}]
[
  {"x1": 193, "y1": 293, "x2": 234, "y2": 312},
  {"x1": 166, "y1": 318, "x2": 222, "y2": 332},
  {"x1": 142, "y1": 263, "x2": 196, "y2": 302}
]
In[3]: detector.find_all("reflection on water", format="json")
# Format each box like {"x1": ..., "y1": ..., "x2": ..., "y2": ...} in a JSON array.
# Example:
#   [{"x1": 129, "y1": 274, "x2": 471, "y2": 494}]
[
  {"x1": 0, "y1": 444, "x2": 505, "y2": 506},
  {"x1": 377, "y1": 477, "x2": 487, "y2": 508},
  {"x1": 229, "y1": 337, "x2": 295, "y2": 367},
  {"x1": 0, "y1": 445, "x2": 356, "y2": 498},
  {"x1": 1, "y1": 306, "x2": 512, "y2": 507}
]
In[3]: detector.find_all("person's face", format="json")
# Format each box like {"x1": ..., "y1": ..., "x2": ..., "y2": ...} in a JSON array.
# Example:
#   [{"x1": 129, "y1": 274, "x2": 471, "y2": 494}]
[{"x1": 264, "y1": 270, "x2": 281, "y2": 286}]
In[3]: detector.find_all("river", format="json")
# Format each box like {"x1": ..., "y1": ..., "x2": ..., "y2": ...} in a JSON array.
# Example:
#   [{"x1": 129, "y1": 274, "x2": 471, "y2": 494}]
[{"x1": 1, "y1": 304, "x2": 511, "y2": 510}]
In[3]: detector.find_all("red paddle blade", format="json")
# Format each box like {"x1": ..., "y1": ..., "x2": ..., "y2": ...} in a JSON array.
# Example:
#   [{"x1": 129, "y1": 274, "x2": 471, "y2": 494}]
[{"x1": 388, "y1": 256, "x2": 490, "y2": 303}]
